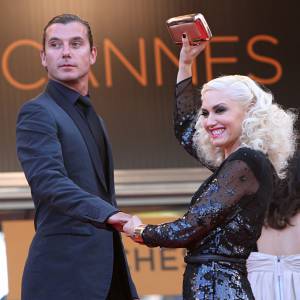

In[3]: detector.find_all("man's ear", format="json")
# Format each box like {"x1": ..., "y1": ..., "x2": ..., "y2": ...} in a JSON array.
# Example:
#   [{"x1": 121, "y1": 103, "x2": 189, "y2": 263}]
[
  {"x1": 89, "y1": 46, "x2": 97, "y2": 65},
  {"x1": 40, "y1": 50, "x2": 47, "y2": 68}
]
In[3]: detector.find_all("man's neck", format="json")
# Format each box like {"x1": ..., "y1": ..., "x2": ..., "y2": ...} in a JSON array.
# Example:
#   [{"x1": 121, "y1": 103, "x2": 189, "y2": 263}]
[{"x1": 49, "y1": 78, "x2": 88, "y2": 96}]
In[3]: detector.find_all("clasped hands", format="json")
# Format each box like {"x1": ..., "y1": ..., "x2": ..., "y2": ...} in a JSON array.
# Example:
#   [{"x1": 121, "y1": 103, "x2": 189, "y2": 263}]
[
  {"x1": 107, "y1": 212, "x2": 145, "y2": 243},
  {"x1": 106, "y1": 38, "x2": 208, "y2": 241}
]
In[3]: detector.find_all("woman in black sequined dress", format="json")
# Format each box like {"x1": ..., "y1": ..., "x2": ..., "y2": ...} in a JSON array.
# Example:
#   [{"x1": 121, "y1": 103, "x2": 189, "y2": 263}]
[{"x1": 123, "y1": 36, "x2": 297, "y2": 300}]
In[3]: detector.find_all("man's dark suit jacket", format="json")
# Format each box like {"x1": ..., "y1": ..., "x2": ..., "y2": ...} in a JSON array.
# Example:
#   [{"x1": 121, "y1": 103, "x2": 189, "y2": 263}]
[{"x1": 16, "y1": 81, "x2": 138, "y2": 300}]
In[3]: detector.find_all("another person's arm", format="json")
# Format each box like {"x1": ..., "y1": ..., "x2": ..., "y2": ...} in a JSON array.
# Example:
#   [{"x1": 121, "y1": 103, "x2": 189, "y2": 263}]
[
  {"x1": 16, "y1": 101, "x2": 128, "y2": 229},
  {"x1": 124, "y1": 151, "x2": 260, "y2": 248},
  {"x1": 174, "y1": 36, "x2": 215, "y2": 170}
]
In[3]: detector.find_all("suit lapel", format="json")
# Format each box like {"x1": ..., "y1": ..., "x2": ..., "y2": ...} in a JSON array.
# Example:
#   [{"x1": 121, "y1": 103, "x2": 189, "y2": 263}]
[
  {"x1": 98, "y1": 117, "x2": 116, "y2": 203},
  {"x1": 45, "y1": 85, "x2": 108, "y2": 193}
]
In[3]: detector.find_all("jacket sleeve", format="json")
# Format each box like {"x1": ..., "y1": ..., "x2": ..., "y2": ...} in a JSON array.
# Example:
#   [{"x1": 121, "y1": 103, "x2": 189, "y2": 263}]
[
  {"x1": 16, "y1": 101, "x2": 118, "y2": 226},
  {"x1": 174, "y1": 77, "x2": 216, "y2": 171},
  {"x1": 142, "y1": 157, "x2": 259, "y2": 248}
]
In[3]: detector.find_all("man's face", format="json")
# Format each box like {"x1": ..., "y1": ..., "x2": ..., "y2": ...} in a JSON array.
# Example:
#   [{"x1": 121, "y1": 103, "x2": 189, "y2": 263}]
[{"x1": 41, "y1": 22, "x2": 96, "y2": 84}]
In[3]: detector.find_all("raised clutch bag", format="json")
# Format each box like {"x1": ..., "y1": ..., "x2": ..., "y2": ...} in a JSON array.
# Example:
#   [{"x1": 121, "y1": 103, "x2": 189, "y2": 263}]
[{"x1": 166, "y1": 13, "x2": 212, "y2": 45}]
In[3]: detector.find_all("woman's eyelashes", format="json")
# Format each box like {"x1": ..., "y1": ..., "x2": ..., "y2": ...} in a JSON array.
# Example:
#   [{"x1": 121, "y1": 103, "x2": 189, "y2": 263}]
[
  {"x1": 215, "y1": 106, "x2": 227, "y2": 114},
  {"x1": 200, "y1": 109, "x2": 209, "y2": 117},
  {"x1": 200, "y1": 106, "x2": 228, "y2": 118}
]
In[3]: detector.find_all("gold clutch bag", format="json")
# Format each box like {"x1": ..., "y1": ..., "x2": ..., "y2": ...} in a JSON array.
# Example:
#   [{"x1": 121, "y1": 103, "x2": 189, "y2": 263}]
[{"x1": 166, "y1": 13, "x2": 212, "y2": 45}]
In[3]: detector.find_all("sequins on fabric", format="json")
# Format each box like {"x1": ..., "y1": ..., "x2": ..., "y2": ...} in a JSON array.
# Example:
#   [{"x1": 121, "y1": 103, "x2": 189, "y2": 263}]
[
  {"x1": 141, "y1": 78, "x2": 273, "y2": 300},
  {"x1": 174, "y1": 78, "x2": 215, "y2": 172},
  {"x1": 183, "y1": 262, "x2": 253, "y2": 300}
]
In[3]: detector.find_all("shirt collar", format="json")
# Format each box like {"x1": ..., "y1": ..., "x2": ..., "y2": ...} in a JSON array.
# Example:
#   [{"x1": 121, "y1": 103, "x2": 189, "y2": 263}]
[{"x1": 48, "y1": 80, "x2": 90, "y2": 105}]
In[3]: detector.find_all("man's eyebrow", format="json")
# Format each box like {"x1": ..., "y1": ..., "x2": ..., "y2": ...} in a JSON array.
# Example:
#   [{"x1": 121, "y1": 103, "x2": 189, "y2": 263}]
[
  {"x1": 48, "y1": 36, "x2": 84, "y2": 42},
  {"x1": 48, "y1": 37, "x2": 60, "y2": 42}
]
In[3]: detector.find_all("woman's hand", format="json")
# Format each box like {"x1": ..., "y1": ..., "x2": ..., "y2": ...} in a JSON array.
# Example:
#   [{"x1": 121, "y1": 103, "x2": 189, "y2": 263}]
[
  {"x1": 177, "y1": 34, "x2": 208, "y2": 83},
  {"x1": 179, "y1": 34, "x2": 208, "y2": 65},
  {"x1": 123, "y1": 215, "x2": 143, "y2": 237}
]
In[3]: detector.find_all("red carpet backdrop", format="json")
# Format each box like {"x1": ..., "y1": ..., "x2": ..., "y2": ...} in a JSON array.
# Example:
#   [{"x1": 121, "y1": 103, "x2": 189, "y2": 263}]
[{"x1": 0, "y1": 0, "x2": 298, "y2": 171}]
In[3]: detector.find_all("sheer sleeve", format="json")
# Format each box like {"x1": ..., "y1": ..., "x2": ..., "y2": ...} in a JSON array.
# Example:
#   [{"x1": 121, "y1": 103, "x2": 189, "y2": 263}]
[
  {"x1": 174, "y1": 77, "x2": 215, "y2": 171},
  {"x1": 142, "y1": 158, "x2": 259, "y2": 248}
]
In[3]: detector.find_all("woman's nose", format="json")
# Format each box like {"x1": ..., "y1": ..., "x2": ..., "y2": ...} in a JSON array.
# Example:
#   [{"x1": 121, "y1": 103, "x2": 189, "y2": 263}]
[{"x1": 205, "y1": 114, "x2": 217, "y2": 127}]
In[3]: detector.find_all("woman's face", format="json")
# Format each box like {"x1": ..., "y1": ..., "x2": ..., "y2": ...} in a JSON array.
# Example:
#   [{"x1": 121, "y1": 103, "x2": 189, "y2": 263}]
[{"x1": 201, "y1": 89, "x2": 247, "y2": 157}]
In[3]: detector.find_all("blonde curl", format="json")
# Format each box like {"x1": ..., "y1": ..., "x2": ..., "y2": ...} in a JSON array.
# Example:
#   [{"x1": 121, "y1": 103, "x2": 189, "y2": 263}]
[{"x1": 193, "y1": 75, "x2": 297, "y2": 178}]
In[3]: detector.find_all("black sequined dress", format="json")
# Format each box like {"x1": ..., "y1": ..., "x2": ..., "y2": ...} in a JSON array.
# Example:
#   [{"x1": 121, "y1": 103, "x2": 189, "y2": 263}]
[{"x1": 141, "y1": 78, "x2": 274, "y2": 300}]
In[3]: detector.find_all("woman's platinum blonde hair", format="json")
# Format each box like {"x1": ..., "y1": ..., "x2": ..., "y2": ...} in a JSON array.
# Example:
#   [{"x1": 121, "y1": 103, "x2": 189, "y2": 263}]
[{"x1": 193, "y1": 75, "x2": 297, "y2": 178}]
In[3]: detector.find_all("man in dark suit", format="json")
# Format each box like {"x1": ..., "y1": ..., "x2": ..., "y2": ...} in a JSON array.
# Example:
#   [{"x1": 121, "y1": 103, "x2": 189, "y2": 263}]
[{"x1": 16, "y1": 14, "x2": 138, "y2": 300}]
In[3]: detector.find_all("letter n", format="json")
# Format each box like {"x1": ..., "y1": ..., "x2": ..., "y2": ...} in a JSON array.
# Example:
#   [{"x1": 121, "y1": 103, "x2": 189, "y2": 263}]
[{"x1": 104, "y1": 38, "x2": 147, "y2": 87}]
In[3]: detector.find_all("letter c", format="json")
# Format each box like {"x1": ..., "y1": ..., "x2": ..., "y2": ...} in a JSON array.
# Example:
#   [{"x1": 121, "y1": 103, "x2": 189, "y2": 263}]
[{"x1": 2, "y1": 39, "x2": 46, "y2": 90}]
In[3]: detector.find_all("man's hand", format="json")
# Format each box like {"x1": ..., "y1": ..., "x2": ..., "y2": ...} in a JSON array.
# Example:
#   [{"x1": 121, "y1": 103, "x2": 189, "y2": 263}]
[
  {"x1": 123, "y1": 215, "x2": 143, "y2": 237},
  {"x1": 106, "y1": 212, "x2": 132, "y2": 232}
]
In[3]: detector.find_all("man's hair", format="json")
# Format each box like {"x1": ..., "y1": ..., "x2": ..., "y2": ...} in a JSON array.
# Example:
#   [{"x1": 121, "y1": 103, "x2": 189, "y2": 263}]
[{"x1": 42, "y1": 14, "x2": 94, "y2": 50}]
